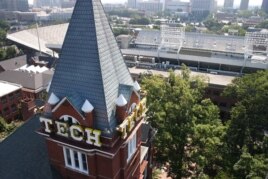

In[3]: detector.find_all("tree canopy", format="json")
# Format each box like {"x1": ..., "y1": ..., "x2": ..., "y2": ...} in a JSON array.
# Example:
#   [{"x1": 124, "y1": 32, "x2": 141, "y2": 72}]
[
  {"x1": 238, "y1": 10, "x2": 253, "y2": 18},
  {"x1": 223, "y1": 70, "x2": 268, "y2": 178},
  {"x1": 0, "y1": 20, "x2": 18, "y2": 61},
  {"x1": 203, "y1": 18, "x2": 224, "y2": 33},
  {"x1": 142, "y1": 67, "x2": 226, "y2": 178},
  {"x1": 143, "y1": 68, "x2": 268, "y2": 178},
  {"x1": 0, "y1": 20, "x2": 10, "y2": 31},
  {"x1": 222, "y1": 25, "x2": 246, "y2": 36},
  {"x1": 256, "y1": 20, "x2": 268, "y2": 29},
  {"x1": 129, "y1": 17, "x2": 151, "y2": 25}
]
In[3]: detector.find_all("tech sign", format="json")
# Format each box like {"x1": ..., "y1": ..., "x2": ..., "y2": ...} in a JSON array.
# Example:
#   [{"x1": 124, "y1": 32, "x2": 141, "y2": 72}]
[{"x1": 40, "y1": 117, "x2": 102, "y2": 147}]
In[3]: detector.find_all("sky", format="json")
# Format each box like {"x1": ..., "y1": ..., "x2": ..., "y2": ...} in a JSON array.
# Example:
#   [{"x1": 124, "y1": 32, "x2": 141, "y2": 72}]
[{"x1": 28, "y1": 0, "x2": 263, "y2": 7}]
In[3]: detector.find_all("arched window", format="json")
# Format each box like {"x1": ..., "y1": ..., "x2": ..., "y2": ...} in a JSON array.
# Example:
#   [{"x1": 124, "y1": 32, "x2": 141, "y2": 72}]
[
  {"x1": 60, "y1": 115, "x2": 80, "y2": 125},
  {"x1": 128, "y1": 103, "x2": 137, "y2": 115}
]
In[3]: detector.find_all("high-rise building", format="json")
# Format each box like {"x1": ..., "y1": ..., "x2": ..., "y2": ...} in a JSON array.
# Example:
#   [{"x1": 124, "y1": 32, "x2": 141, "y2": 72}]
[
  {"x1": 128, "y1": 0, "x2": 137, "y2": 8},
  {"x1": 34, "y1": 0, "x2": 76, "y2": 8},
  {"x1": 38, "y1": 0, "x2": 154, "y2": 178},
  {"x1": 0, "y1": 0, "x2": 6, "y2": 10},
  {"x1": 61, "y1": 0, "x2": 76, "y2": 8},
  {"x1": 137, "y1": 1, "x2": 163, "y2": 12},
  {"x1": 165, "y1": 0, "x2": 191, "y2": 13},
  {"x1": 261, "y1": 0, "x2": 268, "y2": 13},
  {"x1": 224, "y1": 0, "x2": 234, "y2": 9},
  {"x1": 191, "y1": 0, "x2": 216, "y2": 17},
  {"x1": 4, "y1": 0, "x2": 29, "y2": 12},
  {"x1": 34, "y1": 0, "x2": 60, "y2": 8},
  {"x1": 240, "y1": 0, "x2": 249, "y2": 10}
]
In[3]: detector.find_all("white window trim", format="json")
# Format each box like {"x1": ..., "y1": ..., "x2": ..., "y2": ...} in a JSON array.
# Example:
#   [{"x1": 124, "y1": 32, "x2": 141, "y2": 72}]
[
  {"x1": 63, "y1": 147, "x2": 88, "y2": 174},
  {"x1": 127, "y1": 133, "x2": 137, "y2": 162}
]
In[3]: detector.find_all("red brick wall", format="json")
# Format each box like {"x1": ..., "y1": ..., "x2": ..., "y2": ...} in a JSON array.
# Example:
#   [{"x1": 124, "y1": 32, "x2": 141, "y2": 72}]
[
  {"x1": 44, "y1": 91, "x2": 145, "y2": 179},
  {"x1": 0, "y1": 89, "x2": 22, "y2": 122},
  {"x1": 53, "y1": 100, "x2": 92, "y2": 127},
  {"x1": 45, "y1": 121, "x2": 144, "y2": 179}
]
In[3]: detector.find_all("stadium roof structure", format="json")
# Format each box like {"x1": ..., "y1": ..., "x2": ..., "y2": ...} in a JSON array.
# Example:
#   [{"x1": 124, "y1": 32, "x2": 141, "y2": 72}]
[
  {"x1": 7, "y1": 25, "x2": 246, "y2": 56},
  {"x1": 7, "y1": 25, "x2": 268, "y2": 71},
  {"x1": 245, "y1": 32, "x2": 268, "y2": 64},
  {"x1": 135, "y1": 30, "x2": 245, "y2": 54},
  {"x1": 7, "y1": 24, "x2": 69, "y2": 56}
]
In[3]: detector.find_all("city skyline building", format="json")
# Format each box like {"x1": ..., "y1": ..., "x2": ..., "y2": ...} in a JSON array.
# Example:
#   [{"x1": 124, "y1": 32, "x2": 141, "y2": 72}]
[
  {"x1": 261, "y1": 0, "x2": 268, "y2": 12},
  {"x1": 0, "y1": 0, "x2": 5, "y2": 10},
  {"x1": 33, "y1": 0, "x2": 76, "y2": 8},
  {"x1": 137, "y1": 1, "x2": 163, "y2": 12},
  {"x1": 164, "y1": 0, "x2": 191, "y2": 13},
  {"x1": 224, "y1": 0, "x2": 234, "y2": 9},
  {"x1": 191, "y1": 0, "x2": 216, "y2": 18},
  {"x1": 1, "y1": 0, "x2": 29, "y2": 12},
  {"x1": 127, "y1": 0, "x2": 137, "y2": 8},
  {"x1": 240, "y1": 0, "x2": 249, "y2": 10}
]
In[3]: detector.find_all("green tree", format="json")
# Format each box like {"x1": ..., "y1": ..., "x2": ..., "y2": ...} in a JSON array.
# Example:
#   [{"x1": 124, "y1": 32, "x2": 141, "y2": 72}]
[
  {"x1": 190, "y1": 100, "x2": 227, "y2": 177},
  {"x1": 0, "y1": 48, "x2": 6, "y2": 60},
  {"x1": 203, "y1": 18, "x2": 224, "y2": 32},
  {"x1": 0, "y1": 29, "x2": 6, "y2": 42},
  {"x1": 256, "y1": 20, "x2": 268, "y2": 29},
  {"x1": 0, "y1": 20, "x2": 10, "y2": 30},
  {"x1": 129, "y1": 17, "x2": 151, "y2": 25},
  {"x1": 222, "y1": 25, "x2": 246, "y2": 36},
  {"x1": 0, "y1": 117, "x2": 16, "y2": 134},
  {"x1": 142, "y1": 66, "x2": 224, "y2": 178},
  {"x1": 5, "y1": 46, "x2": 16, "y2": 59},
  {"x1": 238, "y1": 10, "x2": 253, "y2": 18},
  {"x1": 185, "y1": 25, "x2": 195, "y2": 32},
  {"x1": 233, "y1": 147, "x2": 268, "y2": 178},
  {"x1": 112, "y1": 28, "x2": 129, "y2": 37},
  {"x1": 224, "y1": 70, "x2": 268, "y2": 178},
  {"x1": 108, "y1": 10, "x2": 141, "y2": 18},
  {"x1": 0, "y1": 117, "x2": 6, "y2": 133}
]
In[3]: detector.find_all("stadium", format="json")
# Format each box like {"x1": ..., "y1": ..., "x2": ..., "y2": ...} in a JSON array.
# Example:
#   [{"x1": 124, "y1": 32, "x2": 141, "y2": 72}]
[{"x1": 7, "y1": 23, "x2": 268, "y2": 74}]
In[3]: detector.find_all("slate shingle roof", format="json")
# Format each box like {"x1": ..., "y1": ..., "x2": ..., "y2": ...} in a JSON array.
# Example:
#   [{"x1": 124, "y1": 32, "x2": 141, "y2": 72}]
[
  {"x1": 0, "y1": 116, "x2": 61, "y2": 179},
  {"x1": 49, "y1": 0, "x2": 133, "y2": 133}
]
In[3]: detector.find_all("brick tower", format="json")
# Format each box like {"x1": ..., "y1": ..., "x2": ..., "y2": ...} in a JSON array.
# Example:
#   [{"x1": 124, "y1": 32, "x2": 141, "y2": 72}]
[{"x1": 38, "y1": 0, "x2": 152, "y2": 178}]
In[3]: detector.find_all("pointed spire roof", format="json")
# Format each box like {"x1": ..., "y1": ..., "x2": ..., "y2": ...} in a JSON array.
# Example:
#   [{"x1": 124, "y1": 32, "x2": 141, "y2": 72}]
[
  {"x1": 82, "y1": 100, "x2": 94, "y2": 113},
  {"x1": 48, "y1": 93, "x2": 60, "y2": 105},
  {"x1": 46, "y1": 81, "x2": 51, "y2": 93},
  {"x1": 49, "y1": 0, "x2": 133, "y2": 132},
  {"x1": 115, "y1": 94, "x2": 128, "y2": 107},
  {"x1": 133, "y1": 81, "x2": 141, "y2": 91}
]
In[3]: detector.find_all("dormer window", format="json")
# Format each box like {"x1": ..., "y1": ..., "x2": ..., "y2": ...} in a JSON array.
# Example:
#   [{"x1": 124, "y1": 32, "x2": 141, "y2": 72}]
[{"x1": 128, "y1": 103, "x2": 137, "y2": 115}]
